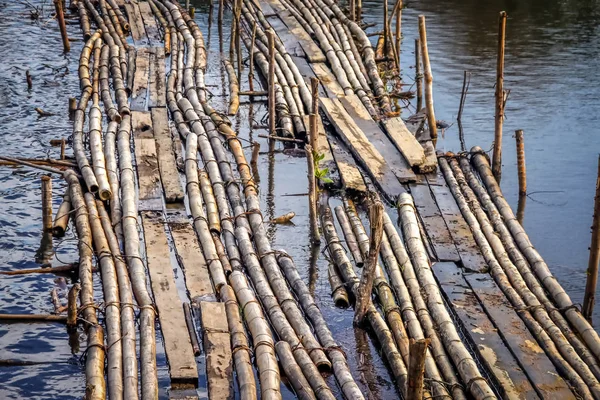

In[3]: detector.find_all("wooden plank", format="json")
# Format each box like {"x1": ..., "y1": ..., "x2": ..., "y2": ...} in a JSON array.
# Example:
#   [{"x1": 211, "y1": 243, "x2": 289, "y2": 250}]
[
  {"x1": 151, "y1": 107, "x2": 183, "y2": 202},
  {"x1": 124, "y1": 3, "x2": 147, "y2": 44},
  {"x1": 434, "y1": 262, "x2": 540, "y2": 400},
  {"x1": 200, "y1": 302, "x2": 233, "y2": 400},
  {"x1": 131, "y1": 48, "x2": 150, "y2": 112},
  {"x1": 141, "y1": 212, "x2": 198, "y2": 387},
  {"x1": 328, "y1": 135, "x2": 366, "y2": 194},
  {"x1": 430, "y1": 184, "x2": 488, "y2": 272},
  {"x1": 278, "y1": 10, "x2": 326, "y2": 63},
  {"x1": 139, "y1": 1, "x2": 161, "y2": 44},
  {"x1": 291, "y1": 55, "x2": 316, "y2": 83},
  {"x1": 339, "y1": 96, "x2": 416, "y2": 183},
  {"x1": 302, "y1": 115, "x2": 339, "y2": 188},
  {"x1": 311, "y1": 63, "x2": 344, "y2": 98},
  {"x1": 381, "y1": 117, "x2": 426, "y2": 168},
  {"x1": 464, "y1": 272, "x2": 577, "y2": 399},
  {"x1": 132, "y1": 111, "x2": 162, "y2": 211},
  {"x1": 410, "y1": 183, "x2": 460, "y2": 262},
  {"x1": 168, "y1": 221, "x2": 215, "y2": 302},
  {"x1": 148, "y1": 47, "x2": 167, "y2": 108},
  {"x1": 321, "y1": 97, "x2": 406, "y2": 201}
]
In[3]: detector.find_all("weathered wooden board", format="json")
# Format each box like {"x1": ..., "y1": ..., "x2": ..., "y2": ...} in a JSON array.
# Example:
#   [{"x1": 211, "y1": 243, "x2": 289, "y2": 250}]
[
  {"x1": 124, "y1": 2, "x2": 147, "y2": 44},
  {"x1": 381, "y1": 117, "x2": 426, "y2": 168},
  {"x1": 141, "y1": 212, "x2": 198, "y2": 387},
  {"x1": 430, "y1": 184, "x2": 488, "y2": 272},
  {"x1": 339, "y1": 96, "x2": 416, "y2": 183},
  {"x1": 168, "y1": 221, "x2": 215, "y2": 302},
  {"x1": 434, "y1": 262, "x2": 540, "y2": 400},
  {"x1": 138, "y1": 1, "x2": 161, "y2": 44},
  {"x1": 410, "y1": 183, "x2": 460, "y2": 262},
  {"x1": 131, "y1": 48, "x2": 150, "y2": 112},
  {"x1": 302, "y1": 115, "x2": 339, "y2": 188},
  {"x1": 321, "y1": 97, "x2": 406, "y2": 201},
  {"x1": 148, "y1": 47, "x2": 167, "y2": 108},
  {"x1": 311, "y1": 63, "x2": 344, "y2": 98},
  {"x1": 328, "y1": 135, "x2": 366, "y2": 193},
  {"x1": 151, "y1": 107, "x2": 183, "y2": 202},
  {"x1": 132, "y1": 111, "x2": 162, "y2": 211},
  {"x1": 200, "y1": 302, "x2": 233, "y2": 400},
  {"x1": 464, "y1": 272, "x2": 577, "y2": 399},
  {"x1": 278, "y1": 9, "x2": 326, "y2": 63}
]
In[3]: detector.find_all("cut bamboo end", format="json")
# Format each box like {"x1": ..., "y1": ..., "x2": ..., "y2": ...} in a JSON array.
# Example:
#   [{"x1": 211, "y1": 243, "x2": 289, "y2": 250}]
[
  {"x1": 407, "y1": 338, "x2": 429, "y2": 400},
  {"x1": 515, "y1": 129, "x2": 526, "y2": 195},
  {"x1": 52, "y1": 191, "x2": 71, "y2": 237},
  {"x1": 328, "y1": 264, "x2": 349, "y2": 308}
]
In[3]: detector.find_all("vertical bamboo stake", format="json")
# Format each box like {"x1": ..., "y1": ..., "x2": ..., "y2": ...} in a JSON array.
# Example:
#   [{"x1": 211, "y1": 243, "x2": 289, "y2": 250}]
[
  {"x1": 185, "y1": 0, "x2": 189, "y2": 10},
  {"x1": 383, "y1": 0, "x2": 389, "y2": 57},
  {"x1": 492, "y1": 11, "x2": 507, "y2": 182},
  {"x1": 354, "y1": 198, "x2": 384, "y2": 325},
  {"x1": 306, "y1": 145, "x2": 320, "y2": 244},
  {"x1": 268, "y1": 30, "x2": 276, "y2": 148},
  {"x1": 415, "y1": 39, "x2": 422, "y2": 111},
  {"x1": 235, "y1": 0, "x2": 242, "y2": 77},
  {"x1": 67, "y1": 283, "x2": 80, "y2": 329},
  {"x1": 60, "y1": 138, "x2": 66, "y2": 160},
  {"x1": 41, "y1": 176, "x2": 53, "y2": 231},
  {"x1": 309, "y1": 114, "x2": 318, "y2": 151},
  {"x1": 418, "y1": 16, "x2": 437, "y2": 143},
  {"x1": 54, "y1": 0, "x2": 70, "y2": 53},
  {"x1": 349, "y1": 0, "x2": 355, "y2": 21},
  {"x1": 395, "y1": 0, "x2": 402, "y2": 70},
  {"x1": 357, "y1": 0, "x2": 362, "y2": 22},
  {"x1": 248, "y1": 22, "x2": 257, "y2": 92},
  {"x1": 407, "y1": 338, "x2": 429, "y2": 400},
  {"x1": 310, "y1": 77, "x2": 319, "y2": 115},
  {"x1": 68, "y1": 97, "x2": 77, "y2": 117},
  {"x1": 189, "y1": 6, "x2": 195, "y2": 18},
  {"x1": 583, "y1": 155, "x2": 600, "y2": 321},
  {"x1": 515, "y1": 130, "x2": 526, "y2": 195}
]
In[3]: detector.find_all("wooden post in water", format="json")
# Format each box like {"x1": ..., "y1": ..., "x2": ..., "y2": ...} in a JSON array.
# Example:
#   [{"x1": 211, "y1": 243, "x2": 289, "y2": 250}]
[
  {"x1": 415, "y1": 39, "x2": 422, "y2": 111},
  {"x1": 357, "y1": 0, "x2": 362, "y2": 22},
  {"x1": 267, "y1": 30, "x2": 276, "y2": 149},
  {"x1": 418, "y1": 16, "x2": 437, "y2": 144},
  {"x1": 395, "y1": 0, "x2": 402, "y2": 70},
  {"x1": 515, "y1": 130, "x2": 526, "y2": 195},
  {"x1": 492, "y1": 11, "x2": 507, "y2": 182},
  {"x1": 248, "y1": 22, "x2": 257, "y2": 92},
  {"x1": 305, "y1": 145, "x2": 320, "y2": 244},
  {"x1": 354, "y1": 197, "x2": 384, "y2": 325},
  {"x1": 407, "y1": 338, "x2": 429, "y2": 400},
  {"x1": 68, "y1": 97, "x2": 77, "y2": 118},
  {"x1": 235, "y1": 0, "x2": 242, "y2": 76},
  {"x1": 583, "y1": 155, "x2": 600, "y2": 321},
  {"x1": 60, "y1": 138, "x2": 66, "y2": 160},
  {"x1": 349, "y1": 0, "x2": 355, "y2": 21},
  {"x1": 54, "y1": 0, "x2": 70, "y2": 53},
  {"x1": 41, "y1": 176, "x2": 53, "y2": 231}
]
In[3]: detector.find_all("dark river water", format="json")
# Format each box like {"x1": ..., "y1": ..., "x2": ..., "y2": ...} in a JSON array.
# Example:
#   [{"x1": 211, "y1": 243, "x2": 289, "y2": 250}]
[{"x1": 1, "y1": 0, "x2": 599, "y2": 398}]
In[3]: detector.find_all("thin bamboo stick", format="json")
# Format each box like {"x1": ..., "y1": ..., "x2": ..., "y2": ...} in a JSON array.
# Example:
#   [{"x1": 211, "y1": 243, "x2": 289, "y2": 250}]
[
  {"x1": 268, "y1": 29, "x2": 276, "y2": 144},
  {"x1": 0, "y1": 314, "x2": 68, "y2": 322},
  {"x1": 492, "y1": 11, "x2": 507, "y2": 182},
  {"x1": 418, "y1": 16, "x2": 437, "y2": 143},
  {"x1": 394, "y1": 0, "x2": 402, "y2": 70},
  {"x1": 584, "y1": 155, "x2": 600, "y2": 321},
  {"x1": 54, "y1": 0, "x2": 70, "y2": 52},
  {"x1": 183, "y1": 303, "x2": 201, "y2": 356},
  {"x1": 306, "y1": 145, "x2": 320, "y2": 244},
  {"x1": 415, "y1": 39, "x2": 422, "y2": 111}
]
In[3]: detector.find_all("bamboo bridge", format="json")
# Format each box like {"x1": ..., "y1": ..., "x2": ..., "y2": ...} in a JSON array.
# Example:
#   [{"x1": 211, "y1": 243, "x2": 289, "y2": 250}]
[{"x1": 2, "y1": 0, "x2": 600, "y2": 399}]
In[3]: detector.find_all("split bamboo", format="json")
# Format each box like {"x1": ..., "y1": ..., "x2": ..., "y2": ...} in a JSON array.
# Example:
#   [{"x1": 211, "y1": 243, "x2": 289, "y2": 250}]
[
  {"x1": 492, "y1": 11, "x2": 507, "y2": 182},
  {"x1": 418, "y1": 16, "x2": 437, "y2": 142}
]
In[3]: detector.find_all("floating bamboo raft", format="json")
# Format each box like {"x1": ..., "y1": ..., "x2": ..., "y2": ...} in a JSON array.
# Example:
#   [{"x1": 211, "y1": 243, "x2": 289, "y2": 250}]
[{"x1": 2, "y1": 0, "x2": 600, "y2": 399}]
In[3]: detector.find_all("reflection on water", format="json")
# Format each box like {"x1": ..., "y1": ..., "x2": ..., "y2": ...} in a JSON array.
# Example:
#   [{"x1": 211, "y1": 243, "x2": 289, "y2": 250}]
[{"x1": 361, "y1": 0, "x2": 600, "y2": 321}]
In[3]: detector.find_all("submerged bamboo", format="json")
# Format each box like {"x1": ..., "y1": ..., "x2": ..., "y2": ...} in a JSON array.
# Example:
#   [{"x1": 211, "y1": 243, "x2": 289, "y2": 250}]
[{"x1": 54, "y1": 0, "x2": 70, "y2": 52}]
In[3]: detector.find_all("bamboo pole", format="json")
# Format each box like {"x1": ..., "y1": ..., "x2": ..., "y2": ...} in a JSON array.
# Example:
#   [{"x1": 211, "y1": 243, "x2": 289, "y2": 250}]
[
  {"x1": 41, "y1": 176, "x2": 53, "y2": 231},
  {"x1": 67, "y1": 283, "x2": 80, "y2": 329},
  {"x1": 407, "y1": 339, "x2": 429, "y2": 400},
  {"x1": 334, "y1": 206, "x2": 364, "y2": 267},
  {"x1": 183, "y1": 303, "x2": 201, "y2": 356},
  {"x1": 105, "y1": 119, "x2": 122, "y2": 244},
  {"x1": 268, "y1": 29, "x2": 276, "y2": 146},
  {"x1": 515, "y1": 129, "x2": 526, "y2": 195},
  {"x1": 492, "y1": 11, "x2": 507, "y2": 182},
  {"x1": 394, "y1": 0, "x2": 402, "y2": 70},
  {"x1": 64, "y1": 170, "x2": 105, "y2": 400},
  {"x1": 54, "y1": 0, "x2": 70, "y2": 53},
  {"x1": 220, "y1": 284, "x2": 257, "y2": 400},
  {"x1": 414, "y1": 39, "x2": 422, "y2": 111},
  {"x1": 224, "y1": 59, "x2": 240, "y2": 115},
  {"x1": 328, "y1": 264, "x2": 349, "y2": 308},
  {"x1": 354, "y1": 198, "x2": 384, "y2": 325},
  {"x1": 418, "y1": 16, "x2": 437, "y2": 143},
  {"x1": 306, "y1": 145, "x2": 320, "y2": 244},
  {"x1": 275, "y1": 341, "x2": 317, "y2": 400},
  {"x1": 583, "y1": 155, "x2": 600, "y2": 321},
  {"x1": 349, "y1": 0, "x2": 355, "y2": 21},
  {"x1": 0, "y1": 263, "x2": 79, "y2": 276},
  {"x1": 470, "y1": 148, "x2": 600, "y2": 362},
  {"x1": 0, "y1": 314, "x2": 68, "y2": 322},
  {"x1": 383, "y1": 0, "x2": 389, "y2": 60},
  {"x1": 398, "y1": 193, "x2": 495, "y2": 399}
]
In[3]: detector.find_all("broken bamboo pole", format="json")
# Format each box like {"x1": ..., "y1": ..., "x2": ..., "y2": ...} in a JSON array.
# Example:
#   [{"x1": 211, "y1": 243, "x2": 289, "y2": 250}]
[
  {"x1": 418, "y1": 15, "x2": 436, "y2": 143},
  {"x1": 583, "y1": 155, "x2": 600, "y2": 321},
  {"x1": 492, "y1": 11, "x2": 507, "y2": 182}
]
